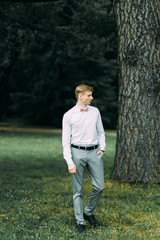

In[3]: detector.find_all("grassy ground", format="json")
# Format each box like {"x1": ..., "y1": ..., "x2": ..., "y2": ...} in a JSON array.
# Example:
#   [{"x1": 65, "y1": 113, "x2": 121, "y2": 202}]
[{"x1": 0, "y1": 131, "x2": 160, "y2": 240}]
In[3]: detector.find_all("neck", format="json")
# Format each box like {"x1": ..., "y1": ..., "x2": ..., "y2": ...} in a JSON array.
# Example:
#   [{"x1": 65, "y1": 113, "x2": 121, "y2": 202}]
[{"x1": 77, "y1": 101, "x2": 87, "y2": 108}]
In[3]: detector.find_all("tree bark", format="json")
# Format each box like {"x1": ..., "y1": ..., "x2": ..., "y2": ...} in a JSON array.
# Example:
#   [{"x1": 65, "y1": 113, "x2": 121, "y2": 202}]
[{"x1": 111, "y1": 0, "x2": 160, "y2": 183}]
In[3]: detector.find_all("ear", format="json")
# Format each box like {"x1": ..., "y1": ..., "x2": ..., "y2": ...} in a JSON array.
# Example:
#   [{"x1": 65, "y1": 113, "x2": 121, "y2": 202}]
[{"x1": 78, "y1": 93, "x2": 83, "y2": 100}]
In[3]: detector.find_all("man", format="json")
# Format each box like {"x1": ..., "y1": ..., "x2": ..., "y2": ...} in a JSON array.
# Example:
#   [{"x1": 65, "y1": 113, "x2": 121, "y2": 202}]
[{"x1": 62, "y1": 84, "x2": 106, "y2": 233}]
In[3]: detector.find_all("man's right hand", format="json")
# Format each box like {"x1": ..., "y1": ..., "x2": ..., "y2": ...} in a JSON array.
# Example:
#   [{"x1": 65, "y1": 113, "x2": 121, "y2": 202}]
[{"x1": 68, "y1": 163, "x2": 77, "y2": 174}]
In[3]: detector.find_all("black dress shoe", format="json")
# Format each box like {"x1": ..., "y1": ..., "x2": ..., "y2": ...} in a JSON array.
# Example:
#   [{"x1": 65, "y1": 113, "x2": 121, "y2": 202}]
[
  {"x1": 83, "y1": 213, "x2": 100, "y2": 227},
  {"x1": 77, "y1": 224, "x2": 86, "y2": 233}
]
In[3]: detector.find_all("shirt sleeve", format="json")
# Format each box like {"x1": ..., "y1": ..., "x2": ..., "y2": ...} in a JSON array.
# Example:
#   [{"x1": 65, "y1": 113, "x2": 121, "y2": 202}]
[
  {"x1": 62, "y1": 113, "x2": 73, "y2": 165},
  {"x1": 96, "y1": 110, "x2": 106, "y2": 151}
]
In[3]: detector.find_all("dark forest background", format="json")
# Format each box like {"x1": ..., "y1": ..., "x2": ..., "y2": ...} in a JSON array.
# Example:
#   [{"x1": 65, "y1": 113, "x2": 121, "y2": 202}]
[{"x1": 0, "y1": 0, "x2": 118, "y2": 129}]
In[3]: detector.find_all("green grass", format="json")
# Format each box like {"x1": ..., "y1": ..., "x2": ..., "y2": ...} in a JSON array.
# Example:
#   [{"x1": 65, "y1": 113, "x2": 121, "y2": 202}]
[{"x1": 0, "y1": 131, "x2": 160, "y2": 240}]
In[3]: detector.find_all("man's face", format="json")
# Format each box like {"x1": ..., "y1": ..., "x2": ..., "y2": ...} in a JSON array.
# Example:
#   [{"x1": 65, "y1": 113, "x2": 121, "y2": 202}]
[{"x1": 79, "y1": 90, "x2": 93, "y2": 106}]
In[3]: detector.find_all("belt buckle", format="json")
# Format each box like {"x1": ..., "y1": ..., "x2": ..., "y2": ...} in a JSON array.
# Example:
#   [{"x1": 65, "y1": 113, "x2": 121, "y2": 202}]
[
  {"x1": 78, "y1": 146, "x2": 81, "y2": 149},
  {"x1": 85, "y1": 146, "x2": 87, "y2": 151}
]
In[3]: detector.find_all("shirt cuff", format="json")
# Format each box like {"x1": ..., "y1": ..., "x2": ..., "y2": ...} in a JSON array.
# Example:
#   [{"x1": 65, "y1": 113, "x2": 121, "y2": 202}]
[{"x1": 65, "y1": 158, "x2": 74, "y2": 166}]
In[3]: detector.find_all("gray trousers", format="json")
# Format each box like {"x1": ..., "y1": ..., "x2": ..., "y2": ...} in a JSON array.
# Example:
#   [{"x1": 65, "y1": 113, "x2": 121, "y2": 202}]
[{"x1": 71, "y1": 147, "x2": 104, "y2": 225}]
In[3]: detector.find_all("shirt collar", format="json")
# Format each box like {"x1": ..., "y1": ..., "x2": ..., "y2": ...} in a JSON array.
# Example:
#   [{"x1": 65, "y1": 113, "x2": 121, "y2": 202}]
[{"x1": 76, "y1": 103, "x2": 89, "y2": 110}]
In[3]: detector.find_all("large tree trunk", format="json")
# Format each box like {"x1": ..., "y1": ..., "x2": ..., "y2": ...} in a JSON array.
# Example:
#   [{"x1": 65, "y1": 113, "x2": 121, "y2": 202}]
[{"x1": 111, "y1": 0, "x2": 160, "y2": 183}]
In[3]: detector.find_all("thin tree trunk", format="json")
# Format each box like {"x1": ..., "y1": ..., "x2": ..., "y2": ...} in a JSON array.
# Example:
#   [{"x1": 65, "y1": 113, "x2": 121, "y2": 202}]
[{"x1": 111, "y1": 0, "x2": 160, "y2": 183}]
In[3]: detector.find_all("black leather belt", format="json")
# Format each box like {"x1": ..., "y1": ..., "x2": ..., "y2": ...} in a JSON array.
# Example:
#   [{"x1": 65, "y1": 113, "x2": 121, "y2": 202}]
[{"x1": 71, "y1": 144, "x2": 98, "y2": 151}]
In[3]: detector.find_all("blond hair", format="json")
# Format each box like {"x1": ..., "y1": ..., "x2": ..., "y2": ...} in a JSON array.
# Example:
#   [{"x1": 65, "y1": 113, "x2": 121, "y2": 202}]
[{"x1": 75, "y1": 84, "x2": 94, "y2": 100}]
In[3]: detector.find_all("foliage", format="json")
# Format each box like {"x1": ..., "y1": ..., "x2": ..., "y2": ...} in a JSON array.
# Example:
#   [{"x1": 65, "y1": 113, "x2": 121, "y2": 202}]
[
  {"x1": 1, "y1": 131, "x2": 160, "y2": 239},
  {"x1": 0, "y1": 0, "x2": 118, "y2": 129}
]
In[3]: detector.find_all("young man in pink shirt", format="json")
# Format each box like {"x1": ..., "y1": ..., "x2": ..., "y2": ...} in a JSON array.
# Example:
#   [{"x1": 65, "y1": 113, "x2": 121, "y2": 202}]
[{"x1": 62, "y1": 84, "x2": 106, "y2": 233}]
